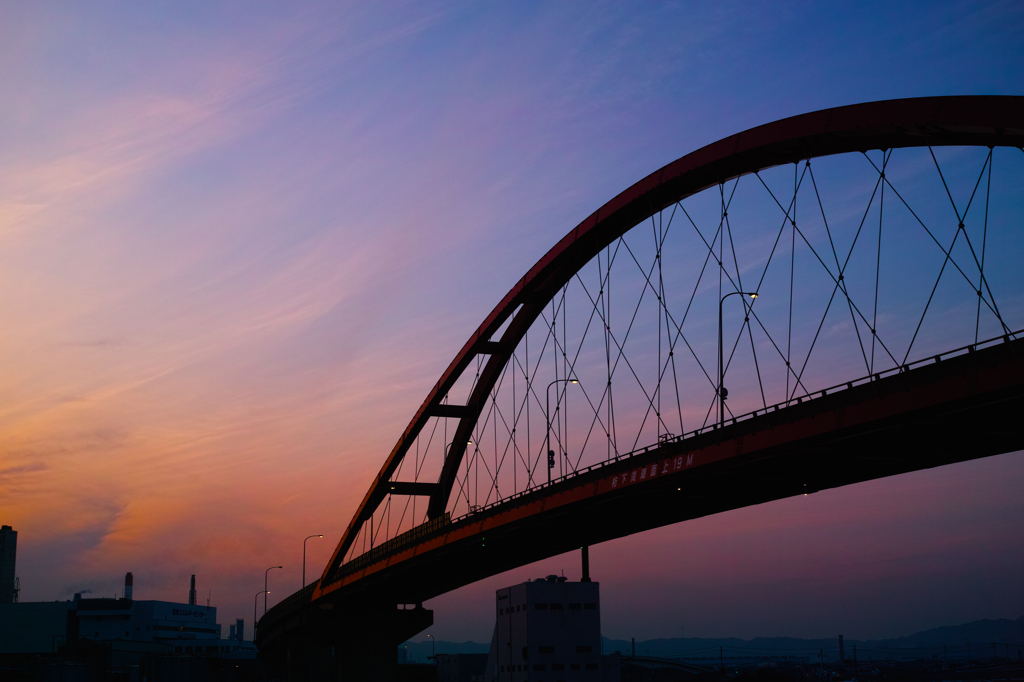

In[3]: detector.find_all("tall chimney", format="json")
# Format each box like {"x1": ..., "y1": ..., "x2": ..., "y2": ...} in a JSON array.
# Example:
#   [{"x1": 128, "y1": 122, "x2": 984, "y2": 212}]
[
  {"x1": 188, "y1": 575, "x2": 197, "y2": 605},
  {"x1": 124, "y1": 572, "x2": 133, "y2": 600}
]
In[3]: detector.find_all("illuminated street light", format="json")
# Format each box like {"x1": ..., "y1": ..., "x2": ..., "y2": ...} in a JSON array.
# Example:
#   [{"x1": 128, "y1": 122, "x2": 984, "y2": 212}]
[
  {"x1": 254, "y1": 590, "x2": 267, "y2": 634},
  {"x1": 265, "y1": 565, "x2": 282, "y2": 615},
  {"x1": 719, "y1": 292, "x2": 758, "y2": 427},
  {"x1": 546, "y1": 378, "x2": 579, "y2": 483},
  {"x1": 303, "y1": 535, "x2": 323, "y2": 589}
]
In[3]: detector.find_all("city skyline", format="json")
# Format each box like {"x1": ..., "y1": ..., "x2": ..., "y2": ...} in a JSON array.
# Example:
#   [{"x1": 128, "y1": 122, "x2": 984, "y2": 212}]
[{"x1": 1, "y1": 1, "x2": 1022, "y2": 644}]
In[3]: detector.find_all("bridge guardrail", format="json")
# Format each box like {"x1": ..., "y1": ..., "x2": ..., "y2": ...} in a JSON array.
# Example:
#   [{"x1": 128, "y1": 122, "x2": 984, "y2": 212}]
[
  {"x1": 445, "y1": 329, "x2": 1022, "y2": 522},
  {"x1": 257, "y1": 581, "x2": 317, "y2": 638},
  {"x1": 330, "y1": 512, "x2": 451, "y2": 584}
]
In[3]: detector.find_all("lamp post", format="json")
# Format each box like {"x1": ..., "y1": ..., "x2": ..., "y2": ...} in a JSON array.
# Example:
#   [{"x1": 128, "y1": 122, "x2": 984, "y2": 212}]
[
  {"x1": 545, "y1": 378, "x2": 579, "y2": 483},
  {"x1": 264, "y1": 565, "x2": 282, "y2": 615},
  {"x1": 427, "y1": 633, "x2": 435, "y2": 661},
  {"x1": 254, "y1": 590, "x2": 267, "y2": 633},
  {"x1": 302, "y1": 535, "x2": 323, "y2": 589},
  {"x1": 442, "y1": 440, "x2": 473, "y2": 466},
  {"x1": 718, "y1": 291, "x2": 758, "y2": 427}
]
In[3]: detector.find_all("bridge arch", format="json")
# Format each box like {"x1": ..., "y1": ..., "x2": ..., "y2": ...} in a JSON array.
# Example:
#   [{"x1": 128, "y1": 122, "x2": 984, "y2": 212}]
[{"x1": 318, "y1": 96, "x2": 1024, "y2": 593}]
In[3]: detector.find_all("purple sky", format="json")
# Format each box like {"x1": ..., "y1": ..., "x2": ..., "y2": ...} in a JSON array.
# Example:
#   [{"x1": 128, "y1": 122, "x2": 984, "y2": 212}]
[{"x1": 1, "y1": 1, "x2": 1022, "y2": 642}]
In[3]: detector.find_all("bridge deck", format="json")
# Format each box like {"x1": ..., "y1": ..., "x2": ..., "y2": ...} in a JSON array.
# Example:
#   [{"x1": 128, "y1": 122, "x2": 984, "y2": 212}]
[{"x1": 259, "y1": 335, "x2": 1024, "y2": 647}]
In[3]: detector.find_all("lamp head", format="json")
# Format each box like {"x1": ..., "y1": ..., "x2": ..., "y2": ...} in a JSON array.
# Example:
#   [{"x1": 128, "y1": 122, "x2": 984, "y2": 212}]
[
  {"x1": 750, "y1": 293, "x2": 758, "y2": 299},
  {"x1": 570, "y1": 379, "x2": 578, "y2": 384}
]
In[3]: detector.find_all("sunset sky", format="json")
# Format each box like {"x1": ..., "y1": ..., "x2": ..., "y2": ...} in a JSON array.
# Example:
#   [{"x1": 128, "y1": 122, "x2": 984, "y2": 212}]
[{"x1": 2, "y1": 1, "x2": 1023, "y2": 643}]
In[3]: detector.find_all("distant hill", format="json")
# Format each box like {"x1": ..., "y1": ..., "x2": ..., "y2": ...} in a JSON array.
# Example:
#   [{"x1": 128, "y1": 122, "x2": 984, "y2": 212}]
[
  {"x1": 402, "y1": 616, "x2": 1024, "y2": 663},
  {"x1": 878, "y1": 615, "x2": 1024, "y2": 649}
]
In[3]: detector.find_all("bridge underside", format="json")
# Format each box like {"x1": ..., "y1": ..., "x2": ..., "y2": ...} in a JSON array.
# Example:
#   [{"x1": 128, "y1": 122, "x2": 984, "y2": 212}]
[{"x1": 258, "y1": 337, "x2": 1024, "y2": 678}]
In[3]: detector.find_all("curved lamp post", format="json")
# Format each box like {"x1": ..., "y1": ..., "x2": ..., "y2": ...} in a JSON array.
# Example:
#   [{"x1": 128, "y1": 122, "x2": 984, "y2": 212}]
[
  {"x1": 302, "y1": 535, "x2": 323, "y2": 589},
  {"x1": 264, "y1": 565, "x2": 282, "y2": 615},
  {"x1": 254, "y1": 589, "x2": 267, "y2": 634},
  {"x1": 546, "y1": 378, "x2": 578, "y2": 483},
  {"x1": 719, "y1": 291, "x2": 758, "y2": 427}
]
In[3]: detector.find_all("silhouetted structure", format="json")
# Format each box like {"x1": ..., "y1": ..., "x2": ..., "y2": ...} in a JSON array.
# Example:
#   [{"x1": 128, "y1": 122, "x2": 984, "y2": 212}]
[
  {"x1": 487, "y1": 575, "x2": 601, "y2": 680},
  {"x1": 0, "y1": 525, "x2": 16, "y2": 604}
]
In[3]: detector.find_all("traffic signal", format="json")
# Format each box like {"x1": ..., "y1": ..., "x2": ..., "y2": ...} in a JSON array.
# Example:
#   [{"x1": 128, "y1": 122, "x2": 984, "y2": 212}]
[{"x1": 547, "y1": 450, "x2": 555, "y2": 469}]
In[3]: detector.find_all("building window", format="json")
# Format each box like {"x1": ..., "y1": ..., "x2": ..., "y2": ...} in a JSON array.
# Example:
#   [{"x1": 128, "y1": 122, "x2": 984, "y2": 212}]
[
  {"x1": 539, "y1": 646, "x2": 554, "y2": 654},
  {"x1": 550, "y1": 603, "x2": 563, "y2": 610},
  {"x1": 584, "y1": 603, "x2": 596, "y2": 610},
  {"x1": 570, "y1": 663, "x2": 580, "y2": 671},
  {"x1": 568, "y1": 603, "x2": 581, "y2": 610},
  {"x1": 515, "y1": 605, "x2": 520, "y2": 612},
  {"x1": 533, "y1": 664, "x2": 546, "y2": 671},
  {"x1": 585, "y1": 663, "x2": 599, "y2": 670},
  {"x1": 535, "y1": 603, "x2": 547, "y2": 610},
  {"x1": 576, "y1": 646, "x2": 592, "y2": 653},
  {"x1": 552, "y1": 663, "x2": 565, "y2": 670}
]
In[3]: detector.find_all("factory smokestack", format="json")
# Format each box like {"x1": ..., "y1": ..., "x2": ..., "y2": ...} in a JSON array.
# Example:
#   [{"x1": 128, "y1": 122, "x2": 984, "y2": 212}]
[
  {"x1": 188, "y1": 575, "x2": 197, "y2": 605},
  {"x1": 124, "y1": 572, "x2": 133, "y2": 600}
]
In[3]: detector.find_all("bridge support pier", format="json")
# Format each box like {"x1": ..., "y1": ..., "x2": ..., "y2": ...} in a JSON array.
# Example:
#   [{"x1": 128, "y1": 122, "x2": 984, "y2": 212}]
[{"x1": 260, "y1": 602, "x2": 433, "y2": 681}]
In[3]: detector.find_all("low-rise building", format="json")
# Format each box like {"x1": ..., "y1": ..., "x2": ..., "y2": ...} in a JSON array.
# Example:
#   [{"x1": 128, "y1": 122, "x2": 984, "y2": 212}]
[{"x1": 489, "y1": 575, "x2": 601, "y2": 681}]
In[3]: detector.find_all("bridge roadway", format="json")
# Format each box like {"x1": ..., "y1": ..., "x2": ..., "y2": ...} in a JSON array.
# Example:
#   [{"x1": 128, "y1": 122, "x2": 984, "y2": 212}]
[{"x1": 256, "y1": 334, "x2": 1024, "y2": 677}]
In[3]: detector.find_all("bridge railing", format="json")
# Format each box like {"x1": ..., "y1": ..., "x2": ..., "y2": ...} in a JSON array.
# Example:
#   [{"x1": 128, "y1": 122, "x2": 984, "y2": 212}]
[
  {"x1": 443, "y1": 330, "x2": 1021, "y2": 523},
  {"x1": 329, "y1": 512, "x2": 452, "y2": 585},
  {"x1": 257, "y1": 581, "x2": 318, "y2": 638}
]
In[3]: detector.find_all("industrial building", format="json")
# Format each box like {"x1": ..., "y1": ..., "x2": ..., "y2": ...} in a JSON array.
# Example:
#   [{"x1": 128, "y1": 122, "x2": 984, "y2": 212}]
[
  {"x1": 487, "y1": 575, "x2": 601, "y2": 681},
  {"x1": 0, "y1": 570, "x2": 253, "y2": 658}
]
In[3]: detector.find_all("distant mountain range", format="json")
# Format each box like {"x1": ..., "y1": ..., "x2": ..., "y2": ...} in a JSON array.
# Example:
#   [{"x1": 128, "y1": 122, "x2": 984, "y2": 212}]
[{"x1": 400, "y1": 616, "x2": 1024, "y2": 664}]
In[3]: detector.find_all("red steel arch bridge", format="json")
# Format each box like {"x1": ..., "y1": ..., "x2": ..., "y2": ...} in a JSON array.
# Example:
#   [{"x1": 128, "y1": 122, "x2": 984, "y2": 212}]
[{"x1": 256, "y1": 96, "x2": 1024, "y2": 679}]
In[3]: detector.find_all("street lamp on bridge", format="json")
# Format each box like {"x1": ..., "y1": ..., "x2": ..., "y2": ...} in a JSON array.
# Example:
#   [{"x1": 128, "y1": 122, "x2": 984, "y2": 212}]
[
  {"x1": 719, "y1": 291, "x2": 759, "y2": 428},
  {"x1": 546, "y1": 378, "x2": 579, "y2": 483},
  {"x1": 254, "y1": 590, "x2": 267, "y2": 634},
  {"x1": 302, "y1": 535, "x2": 323, "y2": 589},
  {"x1": 264, "y1": 565, "x2": 282, "y2": 615}
]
